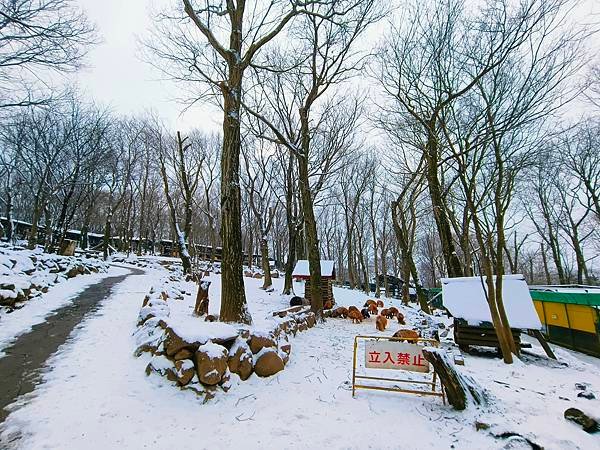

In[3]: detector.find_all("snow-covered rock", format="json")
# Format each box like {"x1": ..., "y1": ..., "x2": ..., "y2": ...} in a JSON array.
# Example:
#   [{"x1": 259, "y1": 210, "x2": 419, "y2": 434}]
[
  {"x1": 228, "y1": 339, "x2": 253, "y2": 381},
  {"x1": 254, "y1": 347, "x2": 284, "y2": 377},
  {"x1": 0, "y1": 244, "x2": 108, "y2": 308},
  {"x1": 194, "y1": 343, "x2": 228, "y2": 385}
]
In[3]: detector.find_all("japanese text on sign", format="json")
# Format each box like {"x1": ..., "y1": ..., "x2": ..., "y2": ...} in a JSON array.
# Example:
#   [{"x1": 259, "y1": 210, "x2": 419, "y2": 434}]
[{"x1": 365, "y1": 340, "x2": 429, "y2": 373}]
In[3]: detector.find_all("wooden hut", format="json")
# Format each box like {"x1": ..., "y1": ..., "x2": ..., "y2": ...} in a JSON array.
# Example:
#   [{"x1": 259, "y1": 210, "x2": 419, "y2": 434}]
[
  {"x1": 292, "y1": 260, "x2": 336, "y2": 306},
  {"x1": 441, "y1": 275, "x2": 554, "y2": 358}
]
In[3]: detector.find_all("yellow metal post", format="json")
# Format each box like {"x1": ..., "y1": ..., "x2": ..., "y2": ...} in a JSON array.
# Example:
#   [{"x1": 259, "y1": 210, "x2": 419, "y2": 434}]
[{"x1": 352, "y1": 336, "x2": 358, "y2": 397}]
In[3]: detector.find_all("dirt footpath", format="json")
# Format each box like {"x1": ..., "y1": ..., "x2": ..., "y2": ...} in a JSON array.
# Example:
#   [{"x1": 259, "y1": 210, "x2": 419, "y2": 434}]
[{"x1": 0, "y1": 267, "x2": 143, "y2": 423}]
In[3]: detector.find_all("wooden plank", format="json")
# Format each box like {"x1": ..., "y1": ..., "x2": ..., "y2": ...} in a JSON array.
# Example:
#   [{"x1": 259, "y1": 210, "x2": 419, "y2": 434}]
[
  {"x1": 531, "y1": 329, "x2": 557, "y2": 359},
  {"x1": 456, "y1": 333, "x2": 520, "y2": 344}
]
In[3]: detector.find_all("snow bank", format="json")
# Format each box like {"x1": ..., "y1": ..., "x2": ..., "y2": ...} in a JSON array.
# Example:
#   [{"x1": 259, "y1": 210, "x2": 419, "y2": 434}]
[
  {"x1": 169, "y1": 320, "x2": 238, "y2": 345},
  {"x1": 134, "y1": 265, "x2": 318, "y2": 401},
  {"x1": 0, "y1": 244, "x2": 109, "y2": 308}
]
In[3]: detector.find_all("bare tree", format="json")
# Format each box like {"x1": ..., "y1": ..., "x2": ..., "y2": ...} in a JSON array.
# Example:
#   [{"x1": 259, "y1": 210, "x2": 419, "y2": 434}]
[
  {"x1": 243, "y1": 0, "x2": 381, "y2": 316},
  {"x1": 373, "y1": 0, "x2": 574, "y2": 279},
  {"x1": 156, "y1": 127, "x2": 205, "y2": 274},
  {"x1": 146, "y1": 0, "x2": 337, "y2": 323},
  {"x1": 242, "y1": 139, "x2": 281, "y2": 290},
  {"x1": 0, "y1": 0, "x2": 96, "y2": 108}
]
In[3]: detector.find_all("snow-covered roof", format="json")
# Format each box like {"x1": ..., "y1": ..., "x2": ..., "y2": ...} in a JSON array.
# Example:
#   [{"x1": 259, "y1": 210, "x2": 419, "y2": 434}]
[
  {"x1": 441, "y1": 275, "x2": 542, "y2": 329},
  {"x1": 292, "y1": 260, "x2": 335, "y2": 278}
]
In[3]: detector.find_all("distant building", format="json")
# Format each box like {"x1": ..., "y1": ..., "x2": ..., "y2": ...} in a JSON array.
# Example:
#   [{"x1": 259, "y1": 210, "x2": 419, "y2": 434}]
[{"x1": 292, "y1": 260, "x2": 336, "y2": 305}]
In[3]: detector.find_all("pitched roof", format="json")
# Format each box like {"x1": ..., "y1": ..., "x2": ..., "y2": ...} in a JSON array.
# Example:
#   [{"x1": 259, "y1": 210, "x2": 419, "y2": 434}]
[
  {"x1": 292, "y1": 260, "x2": 335, "y2": 277},
  {"x1": 441, "y1": 275, "x2": 542, "y2": 329}
]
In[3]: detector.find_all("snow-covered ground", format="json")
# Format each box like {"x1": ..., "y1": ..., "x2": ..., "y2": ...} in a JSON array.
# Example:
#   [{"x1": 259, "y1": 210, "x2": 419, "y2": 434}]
[
  {"x1": 167, "y1": 272, "x2": 302, "y2": 333},
  {"x1": 0, "y1": 245, "x2": 131, "y2": 357},
  {"x1": 0, "y1": 266, "x2": 130, "y2": 357},
  {"x1": 1, "y1": 268, "x2": 599, "y2": 449}
]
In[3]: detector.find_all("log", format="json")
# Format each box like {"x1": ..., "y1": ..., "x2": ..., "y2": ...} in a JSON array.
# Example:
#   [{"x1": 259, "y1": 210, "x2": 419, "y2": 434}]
[{"x1": 422, "y1": 347, "x2": 487, "y2": 410}]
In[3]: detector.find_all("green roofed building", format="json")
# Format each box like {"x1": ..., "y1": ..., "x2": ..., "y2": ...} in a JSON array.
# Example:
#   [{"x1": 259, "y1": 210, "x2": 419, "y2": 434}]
[{"x1": 529, "y1": 287, "x2": 600, "y2": 357}]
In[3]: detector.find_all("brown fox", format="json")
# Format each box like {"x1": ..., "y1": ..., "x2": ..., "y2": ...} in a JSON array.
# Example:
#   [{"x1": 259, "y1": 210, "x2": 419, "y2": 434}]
[
  {"x1": 348, "y1": 309, "x2": 363, "y2": 324},
  {"x1": 376, "y1": 315, "x2": 387, "y2": 332}
]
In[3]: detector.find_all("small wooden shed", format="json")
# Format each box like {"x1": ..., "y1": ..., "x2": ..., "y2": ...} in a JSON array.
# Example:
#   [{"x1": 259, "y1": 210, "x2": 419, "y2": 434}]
[
  {"x1": 292, "y1": 260, "x2": 336, "y2": 306},
  {"x1": 441, "y1": 275, "x2": 554, "y2": 358}
]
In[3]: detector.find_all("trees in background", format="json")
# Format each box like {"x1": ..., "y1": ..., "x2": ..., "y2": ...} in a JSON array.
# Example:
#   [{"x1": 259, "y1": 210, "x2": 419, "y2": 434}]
[{"x1": 0, "y1": 0, "x2": 598, "y2": 350}]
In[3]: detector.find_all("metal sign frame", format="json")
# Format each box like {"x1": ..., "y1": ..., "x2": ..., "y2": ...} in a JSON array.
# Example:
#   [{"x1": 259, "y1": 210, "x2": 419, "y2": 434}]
[{"x1": 352, "y1": 335, "x2": 445, "y2": 404}]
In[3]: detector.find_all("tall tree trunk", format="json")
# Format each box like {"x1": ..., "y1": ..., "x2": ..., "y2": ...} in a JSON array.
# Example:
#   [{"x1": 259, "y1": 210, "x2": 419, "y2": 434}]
[
  {"x1": 28, "y1": 194, "x2": 44, "y2": 250},
  {"x1": 282, "y1": 156, "x2": 296, "y2": 295},
  {"x1": 298, "y1": 107, "x2": 322, "y2": 318},
  {"x1": 540, "y1": 243, "x2": 551, "y2": 284},
  {"x1": 548, "y1": 234, "x2": 566, "y2": 284},
  {"x1": 570, "y1": 229, "x2": 588, "y2": 285},
  {"x1": 219, "y1": 70, "x2": 251, "y2": 324},
  {"x1": 260, "y1": 238, "x2": 273, "y2": 289},
  {"x1": 103, "y1": 209, "x2": 112, "y2": 260},
  {"x1": 175, "y1": 223, "x2": 192, "y2": 274},
  {"x1": 283, "y1": 229, "x2": 296, "y2": 295},
  {"x1": 465, "y1": 199, "x2": 513, "y2": 363},
  {"x1": 401, "y1": 258, "x2": 411, "y2": 305},
  {"x1": 358, "y1": 235, "x2": 369, "y2": 294},
  {"x1": 425, "y1": 127, "x2": 464, "y2": 278},
  {"x1": 246, "y1": 229, "x2": 253, "y2": 269},
  {"x1": 137, "y1": 159, "x2": 149, "y2": 256},
  {"x1": 370, "y1": 205, "x2": 380, "y2": 298},
  {"x1": 381, "y1": 245, "x2": 389, "y2": 297},
  {"x1": 43, "y1": 202, "x2": 52, "y2": 252},
  {"x1": 345, "y1": 217, "x2": 356, "y2": 289},
  {"x1": 5, "y1": 184, "x2": 13, "y2": 242}
]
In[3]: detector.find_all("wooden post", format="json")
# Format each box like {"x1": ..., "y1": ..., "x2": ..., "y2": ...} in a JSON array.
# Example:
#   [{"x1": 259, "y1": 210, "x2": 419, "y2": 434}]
[
  {"x1": 194, "y1": 280, "x2": 211, "y2": 316},
  {"x1": 531, "y1": 329, "x2": 556, "y2": 359}
]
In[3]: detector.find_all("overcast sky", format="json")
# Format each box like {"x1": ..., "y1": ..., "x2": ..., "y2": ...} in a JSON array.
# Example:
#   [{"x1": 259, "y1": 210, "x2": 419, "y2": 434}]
[
  {"x1": 72, "y1": 0, "x2": 600, "y2": 133},
  {"x1": 73, "y1": 0, "x2": 220, "y2": 132}
]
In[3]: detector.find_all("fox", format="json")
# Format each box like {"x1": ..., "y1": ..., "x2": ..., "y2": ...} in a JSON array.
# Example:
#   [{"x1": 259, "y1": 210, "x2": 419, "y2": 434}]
[
  {"x1": 376, "y1": 315, "x2": 388, "y2": 332},
  {"x1": 348, "y1": 309, "x2": 363, "y2": 324}
]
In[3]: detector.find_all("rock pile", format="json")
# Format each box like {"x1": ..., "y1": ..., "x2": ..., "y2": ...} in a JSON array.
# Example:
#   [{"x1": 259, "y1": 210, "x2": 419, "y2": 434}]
[
  {"x1": 0, "y1": 245, "x2": 108, "y2": 308},
  {"x1": 134, "y1": 277, "x2": 316, "y2": 402}
]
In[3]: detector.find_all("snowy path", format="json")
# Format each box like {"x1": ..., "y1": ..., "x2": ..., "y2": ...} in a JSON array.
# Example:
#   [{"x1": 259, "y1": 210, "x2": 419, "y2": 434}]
[
  {"x1": 0, "y1": 266, "x2": 141, "y2": 423},
  {"x1": 0, "y1": 265, "x2": 131, "y2": 357}
]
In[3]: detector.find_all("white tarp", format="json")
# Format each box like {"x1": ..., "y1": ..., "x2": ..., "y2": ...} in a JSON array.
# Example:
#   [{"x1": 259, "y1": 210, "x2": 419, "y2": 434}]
[
  {"x1": 441, "y1": 275, "x2": 542, "y2": 329},
  {"x1": 292, "y1": 260, "x2": 335, "y2": 277}
]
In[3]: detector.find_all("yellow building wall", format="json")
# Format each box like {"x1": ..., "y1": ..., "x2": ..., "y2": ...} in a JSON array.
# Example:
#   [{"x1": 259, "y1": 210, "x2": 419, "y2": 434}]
[
  {"x1": 533, "y1": 301, "x2": 598, "y2": 334},
  {"x1": 534, "y1": 301, "x2": 545, "y2": 324},
  {"x1": 542, "y1": 302, "x2": 570, "y2": 328},
  {"x1": 566, "y1": 304, "x2": 597, "y2": 334}
]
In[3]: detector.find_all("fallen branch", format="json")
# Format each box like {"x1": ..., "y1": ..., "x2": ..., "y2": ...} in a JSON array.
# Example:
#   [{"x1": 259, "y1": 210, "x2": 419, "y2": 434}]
[{"x1": 235, "y1": 411, "x2": 256, "y2": 422}]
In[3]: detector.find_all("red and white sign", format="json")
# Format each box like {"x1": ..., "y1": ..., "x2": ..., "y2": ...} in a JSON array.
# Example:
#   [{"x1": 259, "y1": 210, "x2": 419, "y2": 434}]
[{"x1": 365, "y1": 340, "x2": 429, "y2": 373}]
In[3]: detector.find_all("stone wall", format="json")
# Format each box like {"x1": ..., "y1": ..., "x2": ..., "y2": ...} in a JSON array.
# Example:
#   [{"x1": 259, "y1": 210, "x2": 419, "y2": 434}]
[{"x1": 134, "y1": 276, "x2": 316, "y2": 403}]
